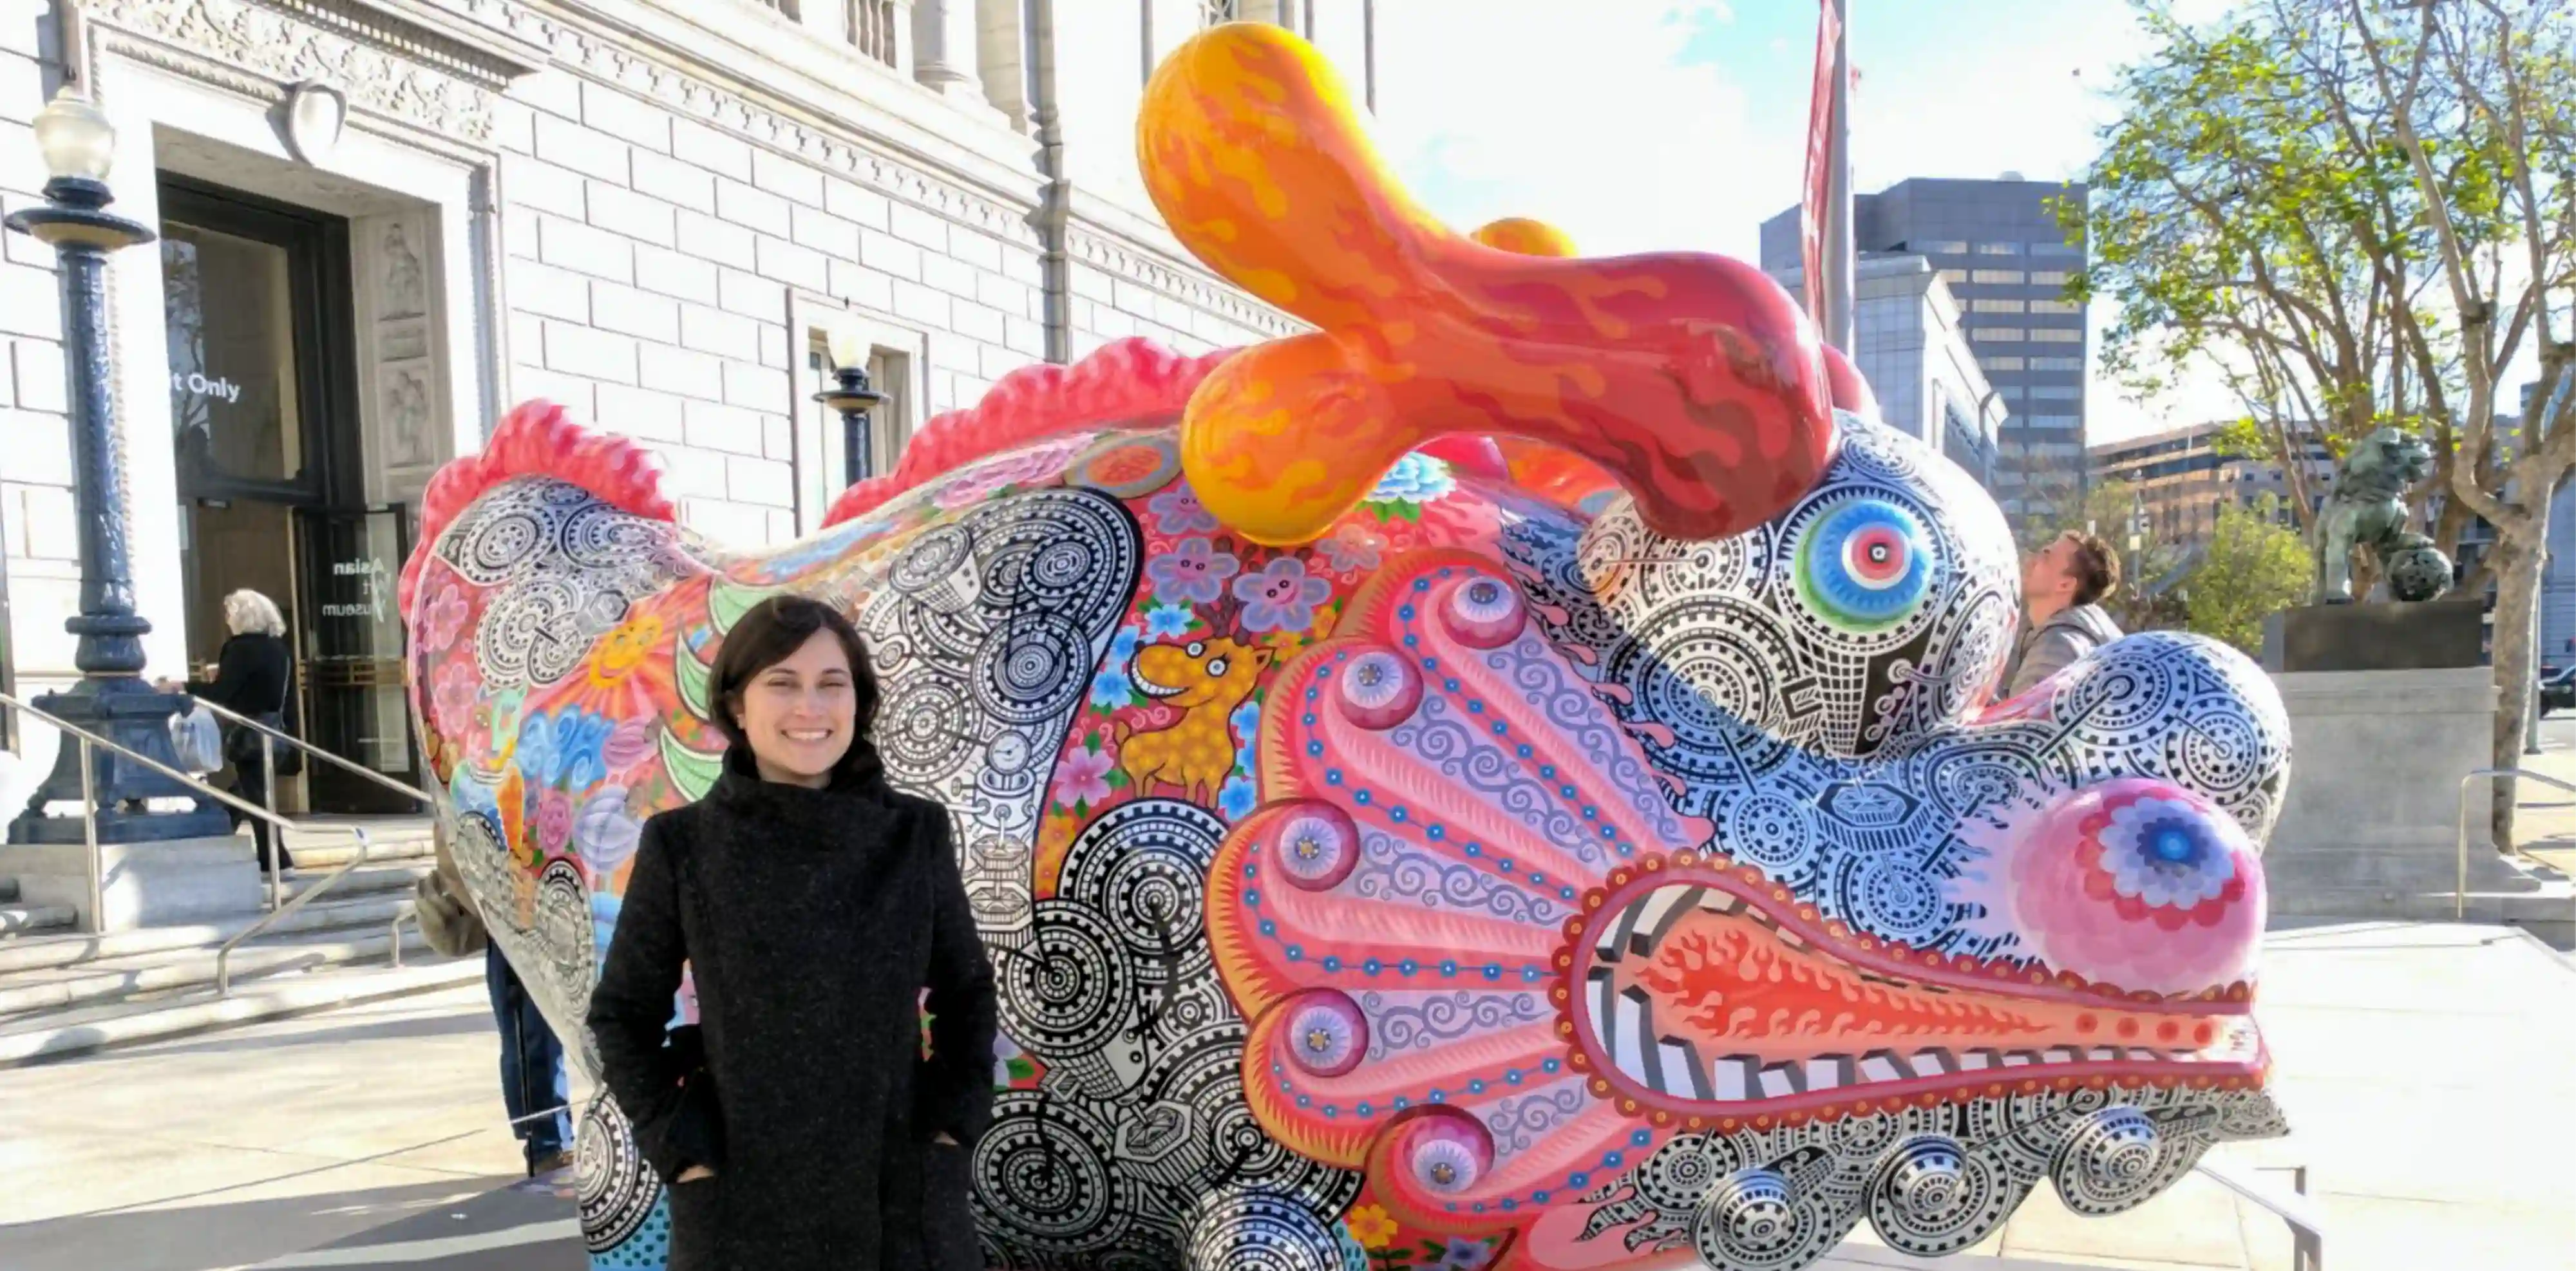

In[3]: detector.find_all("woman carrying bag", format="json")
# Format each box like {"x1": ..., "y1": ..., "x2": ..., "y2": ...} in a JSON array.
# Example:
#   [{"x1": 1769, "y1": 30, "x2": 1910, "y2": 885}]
[
  {"x1": 586, "y1": 594, "x2": 996, "y2": 1271},
  {"x1": 162, "y1": 589, "x2": 303, "y2": 873}
]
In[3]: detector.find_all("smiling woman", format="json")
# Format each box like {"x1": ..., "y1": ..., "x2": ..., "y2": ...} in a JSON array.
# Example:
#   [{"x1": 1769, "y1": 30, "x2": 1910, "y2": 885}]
[{"x1": 585, "y1": 594, "x2": 998, "y2": 1270}]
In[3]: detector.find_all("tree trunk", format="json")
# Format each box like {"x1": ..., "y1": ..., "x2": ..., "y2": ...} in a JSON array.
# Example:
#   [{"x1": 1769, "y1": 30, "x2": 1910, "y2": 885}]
[{"x1": 2490, "y1": 537, "x2": 2540, "y2": 848}]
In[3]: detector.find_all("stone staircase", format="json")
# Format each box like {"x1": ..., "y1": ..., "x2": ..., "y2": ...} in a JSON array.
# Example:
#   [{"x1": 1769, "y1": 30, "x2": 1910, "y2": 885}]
[
  {"x1": 2262, "y1": 838, "x2": 2576, "y2": 947},
  {"x1": 0, "y1": 816, "x2": 482, "y2": 1066}
]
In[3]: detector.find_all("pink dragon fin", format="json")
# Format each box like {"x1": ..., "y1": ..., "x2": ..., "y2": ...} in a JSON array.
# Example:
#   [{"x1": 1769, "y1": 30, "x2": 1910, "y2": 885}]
[{"x1": 1208, "y1": 551, "x2": 1714, "y2": 1230}]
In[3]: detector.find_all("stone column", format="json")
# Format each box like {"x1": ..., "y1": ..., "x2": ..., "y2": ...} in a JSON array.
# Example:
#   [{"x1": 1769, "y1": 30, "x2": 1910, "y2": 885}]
[{"x1": 911, "y1": 0, "x2": 986, "y2": 104}]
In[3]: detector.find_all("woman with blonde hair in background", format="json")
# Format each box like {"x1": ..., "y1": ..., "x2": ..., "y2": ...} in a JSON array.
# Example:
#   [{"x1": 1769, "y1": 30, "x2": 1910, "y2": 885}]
[{"x1": 162, "y1": 588, "x2": 301, "y2": 872}]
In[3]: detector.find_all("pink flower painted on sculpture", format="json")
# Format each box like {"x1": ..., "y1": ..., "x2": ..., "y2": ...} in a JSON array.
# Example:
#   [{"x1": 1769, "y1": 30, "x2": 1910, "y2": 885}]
[
  {"x1": 422, "y1": 583, "x2": 470, "y2": 652},
  {"x1": 1054, "y1": 746, "x2": 1115, "y2": 810},
  {"x1": 432, "y1": 660, "x2": 480, "y2": 731},
  {"x1": 2005, "y1": 778, "x2": 2264, "y2": 995}
]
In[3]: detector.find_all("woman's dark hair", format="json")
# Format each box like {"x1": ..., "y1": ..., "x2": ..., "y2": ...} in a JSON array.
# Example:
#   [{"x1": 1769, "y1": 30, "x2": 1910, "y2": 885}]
[{"x1": 706, "y1": 594, "x2": 882, "y2": 780}]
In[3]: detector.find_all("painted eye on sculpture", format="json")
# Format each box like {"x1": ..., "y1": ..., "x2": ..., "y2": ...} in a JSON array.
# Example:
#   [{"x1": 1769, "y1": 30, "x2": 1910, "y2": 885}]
[
  {"x1": 1406, "y1": 1126, "x2": 1486, "y2": 1194},
  {"x1": 1336, "y1": 647, "x2": 1423, "y2": 729},
  {"x1": 1207, "y1": 657, "x2": 1229, "y2": 677},
  {"x1": 1282, "y1": 990, "x2": 1367, "y2": 1077},
  {"x1": 1441, "y1": 574, "x2": 1528, "y2": 649},
  {"x1": 1794, "y1": 496, "x2": 1933, "y2": 632},
  {"x1": 1272, "y1": 803, "x2": 1359, "y2": 890},
  {"x1": 1186, "y1": 641, "x2": 1206, "y2": 658}
]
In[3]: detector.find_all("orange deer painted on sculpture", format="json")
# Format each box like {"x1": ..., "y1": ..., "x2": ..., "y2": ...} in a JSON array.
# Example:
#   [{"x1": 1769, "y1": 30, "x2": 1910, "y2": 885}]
[{"x1": 1117, "y1": 590, "x2": 1274, "y2": 802}]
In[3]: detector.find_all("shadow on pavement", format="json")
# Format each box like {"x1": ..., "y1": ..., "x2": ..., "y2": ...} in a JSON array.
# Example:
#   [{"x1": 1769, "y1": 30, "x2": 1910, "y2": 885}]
[{"x1": 0, "y1": 1174, "x2": 582, "y2": 1271}]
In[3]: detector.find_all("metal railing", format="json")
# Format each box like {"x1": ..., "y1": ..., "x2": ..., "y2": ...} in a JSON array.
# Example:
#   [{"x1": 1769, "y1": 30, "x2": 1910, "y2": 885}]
[
  {"x1": 1, "y1": 688, "x2": 383, "y2": 995},
  {"x1": 182, "y1": 695, "x2": 434, "y2": 913},
  {"x1": 2192, "y1": 1160, "x2": 2324, "y2": 1271},
  {"x1": 2455, "y1": 766, "x2": 2576, "y2": 919}
]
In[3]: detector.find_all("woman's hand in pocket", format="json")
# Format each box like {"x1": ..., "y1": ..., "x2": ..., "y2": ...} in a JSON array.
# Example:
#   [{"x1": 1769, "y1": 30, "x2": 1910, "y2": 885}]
[{"x1": 676, "y1": 1165, "x2": 716, "y2": 1183}]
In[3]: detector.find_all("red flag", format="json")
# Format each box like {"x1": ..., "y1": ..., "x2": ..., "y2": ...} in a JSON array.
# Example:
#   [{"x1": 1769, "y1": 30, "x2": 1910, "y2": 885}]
[{"x1": 1801, "y1": 0, "x2": 1842, "y2": 324}]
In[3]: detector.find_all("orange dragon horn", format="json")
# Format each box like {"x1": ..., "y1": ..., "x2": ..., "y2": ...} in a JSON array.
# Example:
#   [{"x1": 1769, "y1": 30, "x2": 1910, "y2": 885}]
[{"x1": 1138, "y1": 23, "x2": 1836, "y2": 547}]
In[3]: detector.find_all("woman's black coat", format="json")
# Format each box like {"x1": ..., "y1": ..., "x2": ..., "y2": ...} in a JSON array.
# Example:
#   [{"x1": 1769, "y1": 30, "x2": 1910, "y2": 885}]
[{"x1": 586, "y1": 749, "x2": 998, "y2": 1271}]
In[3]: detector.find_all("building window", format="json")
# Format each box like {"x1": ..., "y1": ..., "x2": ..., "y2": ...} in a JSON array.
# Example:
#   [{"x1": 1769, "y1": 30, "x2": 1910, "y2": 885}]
[
  {"x1": 1996, "y1": 384, "x2": 2025, "y2": 400},
  {"x1": 2029, "y1": 328, "x2": 2083, "y2": 343},
  {"x1": 1975, "y1": 242, "x2": 2023, "y2": 256},
  {"x1": 1937, "y1": 268, "x2": 1967, "y2": 284},
  {"x1": 2029, "y1": 385, "x2": 2082, "y2": 399},
  {"x1": 2028, "y1": 356, "x2": 2083, "y2": 371},
  {"x1": 2030, "y1": 414, "x2": 2081, "y2": 429},
  {"x1": 1970, "y1": 298, "x2": 2026, "y2": 314},
  {"x1": 1982, "y1": 356, "x2": 2026, "y2": 371},
  {"x1": 1200, "y1": 0, "x2": 1238, "y2": 24},
  {"x1": 1971, "y1": 328, "x2": 2027, "y2": 344},
  {"x1": 849, "y1": 0, "x2": 899, "y2": 64},
  {"x1": 2029, "y1": 298, "x2": 2082, "y2": 315},
  {"x1": 2029, "y1": 269, "x2": 2072, "y2": 286},
  {"x1": 1917, "y1": 240, "x2": 1968, "y2": 254},
  {"x1": 1971, "y1": 269, "x2": 2025, "y2": 285},
  {"x1": 2031, "y1": 240, "x2": 2085, "y2": 258},
  {"x1": 749, "y1": 0, "x2": 801, "y2": 16}
]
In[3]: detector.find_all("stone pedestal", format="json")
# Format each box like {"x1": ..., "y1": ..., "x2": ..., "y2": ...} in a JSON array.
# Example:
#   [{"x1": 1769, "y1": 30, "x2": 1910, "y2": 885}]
[
  {"x1": 3, "y1": 834, "x2": 263, "y2": 932},
  {"x1": 2264, "y1": 669, "x2": 2568, "y2": 932},
  {"x1": 2262, "y1": 599, "x2": 2485, "y2": 672}
]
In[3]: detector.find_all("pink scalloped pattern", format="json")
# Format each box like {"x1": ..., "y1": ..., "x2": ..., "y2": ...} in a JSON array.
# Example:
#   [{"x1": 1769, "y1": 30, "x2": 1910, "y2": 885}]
[{"x1": 821, "y1": 337, "x2": 1237, "y2": 527}]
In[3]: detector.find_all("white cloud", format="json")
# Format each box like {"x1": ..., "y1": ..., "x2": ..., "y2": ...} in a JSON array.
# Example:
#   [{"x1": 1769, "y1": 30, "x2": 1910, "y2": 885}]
[{"x1": 1371, "y1": 2, "x2": 1770, "y2": 258}]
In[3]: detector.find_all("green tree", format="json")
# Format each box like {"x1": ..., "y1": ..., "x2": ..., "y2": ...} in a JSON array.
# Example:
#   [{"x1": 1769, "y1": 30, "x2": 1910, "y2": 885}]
[
  {"x1": 2179, "y1": 495, "x2": 2315, "y2": 654},
  {"x1": 2075, "y1": 0, "x2": 2576, "y2": 840}
]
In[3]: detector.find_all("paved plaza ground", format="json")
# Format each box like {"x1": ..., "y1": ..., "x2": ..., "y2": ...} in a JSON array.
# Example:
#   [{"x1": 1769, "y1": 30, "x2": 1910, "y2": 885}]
[{"x1": 2, "y1": 914, "x2": 2568, "y2": 1271}]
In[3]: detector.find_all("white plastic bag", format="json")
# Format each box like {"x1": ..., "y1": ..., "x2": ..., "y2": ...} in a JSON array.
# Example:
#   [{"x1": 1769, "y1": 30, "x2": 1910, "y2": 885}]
[{"x1": 169, "y1": 703, "x2": 223, "y2": 774}]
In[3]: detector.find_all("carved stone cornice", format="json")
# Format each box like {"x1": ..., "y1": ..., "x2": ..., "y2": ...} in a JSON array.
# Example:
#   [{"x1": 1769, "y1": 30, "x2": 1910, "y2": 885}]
[
  {"x1": 417, "y1": 0, "x2": 1045, "y2": 247},
  {"x1": 84, "y1": 0, "x2": 513, "y2": 147},
  {"x1": 1065, "y1": 220, "x2": 1303, "y2": 341}
]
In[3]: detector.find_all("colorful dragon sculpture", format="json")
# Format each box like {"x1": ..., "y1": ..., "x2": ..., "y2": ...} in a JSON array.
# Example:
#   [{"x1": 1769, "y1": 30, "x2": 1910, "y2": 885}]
[{"x1": 402, "y1": 23, "x2": 2289, "y2": 1271}]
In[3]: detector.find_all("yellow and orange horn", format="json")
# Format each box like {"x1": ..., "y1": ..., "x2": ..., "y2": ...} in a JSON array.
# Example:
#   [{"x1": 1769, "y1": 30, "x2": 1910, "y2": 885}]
[{"x1": 1138, "y1": 23, "x2": 1835, "y2": 546}]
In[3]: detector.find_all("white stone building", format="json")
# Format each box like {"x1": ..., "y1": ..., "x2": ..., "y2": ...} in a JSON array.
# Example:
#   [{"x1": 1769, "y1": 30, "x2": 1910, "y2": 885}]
[{"x1": 0, "y1": 0, "x2": 1371, "y2": 813}]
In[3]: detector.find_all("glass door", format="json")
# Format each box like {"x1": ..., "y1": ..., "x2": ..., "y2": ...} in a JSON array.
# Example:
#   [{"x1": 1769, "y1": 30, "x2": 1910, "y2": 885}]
[{"x1": 298, "y1": 504, "x2": 424, "y2": 814}]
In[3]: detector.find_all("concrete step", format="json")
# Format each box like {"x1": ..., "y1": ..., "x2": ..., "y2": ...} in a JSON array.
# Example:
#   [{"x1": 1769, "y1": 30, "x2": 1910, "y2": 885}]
[
  {"x1": 279, "y1": 862, "x2": 431, "y2": 905},
  {"x1": 0, "y1": 954, "x2": 479, "y2": 1066},
  {"x1": 0, "y1": 902, "x2": 75, "y2": 936},
  {"x1": 0, "y1": 922, "x2": 438, "y2": 1021},
  {"x1": 290, "y1": 834, "x2": 437, "y2": 872},
  {"x1": 281, "y1": 815, "x2": 435, "y2": 851},
  {"x1": 2269, "y1": 879, "x2": 2576, "y2": 945},
  {"x1": 0, "y1": 893, "x2": 412, "y2": 974},
  {"x1": 2263, "y1": 850, "x2": 2552, "y2": 892}
]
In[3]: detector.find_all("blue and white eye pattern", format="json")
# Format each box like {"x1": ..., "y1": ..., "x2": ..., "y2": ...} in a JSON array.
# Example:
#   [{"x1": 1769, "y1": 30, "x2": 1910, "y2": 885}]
[
  {"x1": 1283, "y1": 990, "x2": 1367, "y2": 1076},
  {"x1": 1273, "y1": 804, "x2": 1359, "y2": 890},
  {"x1": 1441, "y1": 574, "x2": 1527, "y2": 648},
  {"x1": 1410, "y1": 1131, "x2": 1482, "y2": 1194},
  {"x1": 1336, "y1": 646, "x2": 1423, "y2": 728},
  {"x1": 1794, "y1": 495, "x2": 1935, "y2": 633}
]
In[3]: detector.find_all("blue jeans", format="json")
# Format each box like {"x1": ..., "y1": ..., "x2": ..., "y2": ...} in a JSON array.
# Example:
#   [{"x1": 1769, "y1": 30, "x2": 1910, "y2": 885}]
[{"x1": 486, "y1": 944, "x2": 573, "y2": 1166}]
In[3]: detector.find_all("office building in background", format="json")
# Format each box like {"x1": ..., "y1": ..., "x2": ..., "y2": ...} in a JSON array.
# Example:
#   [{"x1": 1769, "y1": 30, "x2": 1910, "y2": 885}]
[
  {"x1": 1765, "y1": 176, "x2": 2089, "y2": 532},
  {"x1": 1767, "y1": 255, "x2": 2003, "y2": 483}
]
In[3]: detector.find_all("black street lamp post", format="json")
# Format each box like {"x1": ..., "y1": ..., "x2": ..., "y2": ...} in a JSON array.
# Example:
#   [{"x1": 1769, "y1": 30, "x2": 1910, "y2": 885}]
[
  {"x1": 7, "y1": 89, "x2": 230, "y2": 844},
  {"x1": 812, "y1": 322, "x2": 888, "y2": 486}
]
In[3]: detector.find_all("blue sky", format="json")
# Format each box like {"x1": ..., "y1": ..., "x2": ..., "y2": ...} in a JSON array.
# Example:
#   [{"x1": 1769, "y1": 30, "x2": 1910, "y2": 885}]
[{"x1": 1372, "y1": 1, "x2": 2242, "y2": 443}]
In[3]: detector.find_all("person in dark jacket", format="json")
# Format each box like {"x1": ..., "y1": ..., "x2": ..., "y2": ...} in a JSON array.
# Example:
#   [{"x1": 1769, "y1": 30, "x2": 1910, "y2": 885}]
[
  {"x1": 585, "y1": 594, "x2": 997, "y2": 1271},
  {"x1": 164, "y1": 589, "x2": 299, "y2": 873},
  {"x1": 2001, "y1": 530, "x2": 2125, "y2": 700}
]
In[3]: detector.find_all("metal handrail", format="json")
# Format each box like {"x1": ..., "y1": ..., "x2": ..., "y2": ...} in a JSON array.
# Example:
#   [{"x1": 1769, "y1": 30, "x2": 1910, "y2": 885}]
[
  {"x1": 216, "y1": 824, "x2": 374, "y2": 994},
  {"x1": 0, "y1": 688, "x2": 381, "y2": 993},
  {"x1": 2456, "y1": 767, "x2": 2576, "y2": 919},
  {"x1": 183, "y1": 695, "x2": 435, "y2": 808},
  {"x1": 389, "y1": 909, "x2": 415, "y2": 968},
  {"x1": 2192, "y1": 1160, "x2": 2324, "y2": 1271}
]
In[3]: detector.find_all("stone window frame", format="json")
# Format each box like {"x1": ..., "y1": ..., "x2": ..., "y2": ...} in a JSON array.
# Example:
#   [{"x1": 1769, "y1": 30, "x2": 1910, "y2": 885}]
[{"x1": 788, "y1": 289, "x2": 936, "y2": 532}]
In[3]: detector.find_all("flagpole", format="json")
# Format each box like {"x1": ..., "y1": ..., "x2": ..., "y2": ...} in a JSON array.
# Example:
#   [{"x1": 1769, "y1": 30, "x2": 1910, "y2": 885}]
[{"x1": 1821, "y1": 0, "x2": 1855, "y2": 352}]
